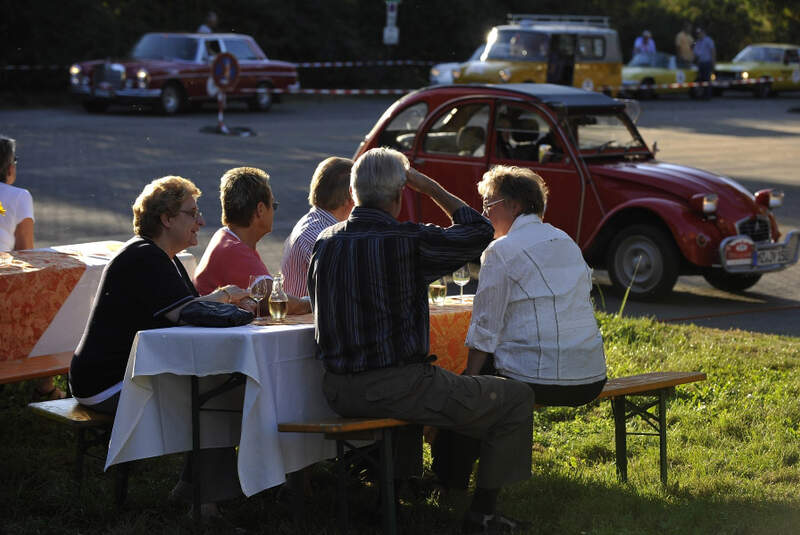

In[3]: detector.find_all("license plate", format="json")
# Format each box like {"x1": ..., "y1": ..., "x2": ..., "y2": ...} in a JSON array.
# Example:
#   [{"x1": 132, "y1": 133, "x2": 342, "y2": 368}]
[{"x1": 756, "y1": 247, "x2": 790, "y2": 266}]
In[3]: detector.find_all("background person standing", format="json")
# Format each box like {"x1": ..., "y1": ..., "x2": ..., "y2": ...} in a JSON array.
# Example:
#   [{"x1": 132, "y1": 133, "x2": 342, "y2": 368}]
[
  {"x1": 633, "y1": 30, "x2": 656, "y2": 58},
  {"x1": 694, "y1": 28, "x2": 716, "y2": 99},
  {"x1": 675, "y1": 21, "x2": 695, "y2": 67}
]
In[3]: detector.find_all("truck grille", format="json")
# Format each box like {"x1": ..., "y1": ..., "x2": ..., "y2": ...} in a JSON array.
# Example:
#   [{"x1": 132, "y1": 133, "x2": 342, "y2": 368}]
[
  {"x1": 736, "y1": 215, "x2": 771, "y2": 243},
  {"x1": 93, "y1": 64, "x2": 125, "y2": 89},
  {"x1": 714, "y1": 71, "x2": 737, "y2": 81}
]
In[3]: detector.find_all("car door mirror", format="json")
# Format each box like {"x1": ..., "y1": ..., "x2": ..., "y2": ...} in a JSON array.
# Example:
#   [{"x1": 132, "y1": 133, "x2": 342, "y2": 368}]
[{"x1": 538, "y1": 144, "x2": 553, "y2": 163}]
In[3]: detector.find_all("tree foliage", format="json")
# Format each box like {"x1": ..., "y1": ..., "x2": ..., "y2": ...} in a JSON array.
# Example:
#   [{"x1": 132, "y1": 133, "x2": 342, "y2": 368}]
[{"x1": 1, "y1": 0, "x2": 798, "y2": 90}]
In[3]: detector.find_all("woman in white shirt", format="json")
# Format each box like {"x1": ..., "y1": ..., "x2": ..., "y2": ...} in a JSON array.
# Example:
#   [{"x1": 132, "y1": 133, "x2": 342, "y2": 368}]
[
  {"x1": 433, "y1": 165, "x2": 607, "y2": 491},
  {"x1": 0, "y1": 136, "x2": 34, "y2": 252}
]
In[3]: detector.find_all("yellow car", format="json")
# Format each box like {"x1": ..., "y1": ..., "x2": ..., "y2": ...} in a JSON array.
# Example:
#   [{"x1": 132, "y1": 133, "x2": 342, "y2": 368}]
[
  {"x1": 453, "y1": 14, "x2": 622, "y2": 94},
  {"x1": 714, "y1": 43, "x2": 800, "y2": 97},
  {"x1": 622, "y1": 52, "x2": 697, "y2": 98}
]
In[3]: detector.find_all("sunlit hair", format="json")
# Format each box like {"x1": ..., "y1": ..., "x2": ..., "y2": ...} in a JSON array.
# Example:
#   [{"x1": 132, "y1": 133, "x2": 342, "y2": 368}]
[
  {"x1": 351, "y1": 147, "x2": 408, "y2": 210},
  {"x1": 0, "y1": 135, "x2": 16, "y2": 183},
  {"x1": 220, "y1": 167, "x2": 272, "y2": 227},
  {"x1": 132, "y1": 176, "x2": 201, "y2": 239},
  {"x1": 477, "y1": 165, "x2": 548, "y2": 217},
  {"x1": 308, "y1": 157, "x2": 353, "y2": 211}
]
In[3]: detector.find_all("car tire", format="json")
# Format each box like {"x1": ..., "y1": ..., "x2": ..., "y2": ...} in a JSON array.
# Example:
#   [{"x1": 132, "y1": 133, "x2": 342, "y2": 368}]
[
  {"x1": 82, "y1": 100, "x2": 108, "y2": 113},
  {"x1": 702, "y1": 269, "x2": 762, "y2": 292},
  {"x1": 159, "y1": 83, "x2": 184, "y2": 115},
  {"x1": 753, "y1": 81, "x2": 771, "y2": 98},
  {"x1": 606, "y1": 224, "x2": 679, "y2": 300},
  {"x1": 249, "y1": 82, "x2": 273, "y2": 112}
]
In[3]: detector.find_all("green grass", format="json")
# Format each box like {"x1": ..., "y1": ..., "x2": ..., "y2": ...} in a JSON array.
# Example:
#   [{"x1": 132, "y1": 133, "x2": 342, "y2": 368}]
[{"x1": 2, "y1": 313, "x2": 799, "y2": 534}]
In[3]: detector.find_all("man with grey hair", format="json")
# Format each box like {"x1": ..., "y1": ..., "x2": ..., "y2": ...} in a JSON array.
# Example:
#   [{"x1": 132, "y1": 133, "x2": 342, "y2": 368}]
[{"x1": 308, "y1": 147, "x2": 535, "y2": 532}]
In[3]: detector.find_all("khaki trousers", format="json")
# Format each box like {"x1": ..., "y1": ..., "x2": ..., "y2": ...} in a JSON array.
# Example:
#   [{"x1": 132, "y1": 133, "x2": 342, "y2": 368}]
[{"x1": 323, "y1": 362, "x2": 534, "y2": 489}]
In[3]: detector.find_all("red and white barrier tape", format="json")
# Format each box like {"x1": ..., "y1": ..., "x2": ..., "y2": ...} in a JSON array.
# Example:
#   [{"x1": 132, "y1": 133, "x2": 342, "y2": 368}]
[
  {"x1": 272, "y1": 88, "x2": 411, "y2": 95},
  {"x1": 295, "y1": 59, "x2": 434, "y2": 68}
]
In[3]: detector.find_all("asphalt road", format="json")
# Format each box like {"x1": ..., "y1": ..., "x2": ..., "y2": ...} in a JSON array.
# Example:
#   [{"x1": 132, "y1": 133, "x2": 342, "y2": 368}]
[{"x1": 1, "y1": 92, "x2": 799, "y2": 336}]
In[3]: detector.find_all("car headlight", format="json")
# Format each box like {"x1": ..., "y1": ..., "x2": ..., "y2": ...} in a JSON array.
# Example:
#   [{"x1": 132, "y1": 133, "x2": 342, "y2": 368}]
[
  {"x1": 452, "y1": 69, "x2": 461, "y2": 80},
  {"x1": 136, "y1": 68, "x2": 149, "y2": 89},
  {"x1": 430, "y1": 67, "x2": 441, "y2": 77},
  {"x1": 690, "y1": 193, "x2": 718, "y2": 215},
  {"x1": 755, "y1": 188, "x2": 783, "y2": 209},
  {"x1": 69, "y1": 64, "x2": 82, "y2": 85},
  {"x1": 499, "y1": 68, "x2": 511, "y2": 82},
  {"x1": 741, "y1": 71, "x2": 749, "y2": 80}
]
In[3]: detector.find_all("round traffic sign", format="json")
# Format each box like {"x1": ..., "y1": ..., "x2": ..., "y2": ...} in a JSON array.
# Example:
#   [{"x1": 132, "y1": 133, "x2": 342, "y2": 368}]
[{"x1": 211, "y1": 52, "x2": 240, "y2": 91}]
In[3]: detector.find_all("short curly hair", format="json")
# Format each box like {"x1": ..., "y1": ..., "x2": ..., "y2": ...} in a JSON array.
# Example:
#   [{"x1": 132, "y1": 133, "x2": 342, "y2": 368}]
[
  {"x1": 220, "y1": 167, "x2": 272, "y2": 227},
  {"x1": 477, "y1": 165, "x2": 548, "y2": 217},
  {"x1": 132, "y1": 176, "x2": 201, "y2": 239}
]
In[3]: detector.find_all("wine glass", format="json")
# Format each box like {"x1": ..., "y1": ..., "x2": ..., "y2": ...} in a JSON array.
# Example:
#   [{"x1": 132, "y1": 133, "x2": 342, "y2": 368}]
[
  {"x1": 452, "y1": 265, "x2": 470, "y2": 302},
  {"x1": 249, "y1": 275, "x2": 268, "y2": 320},
  {"x1": 428, "y1": 278, "x2": 446, "y2": 306}
]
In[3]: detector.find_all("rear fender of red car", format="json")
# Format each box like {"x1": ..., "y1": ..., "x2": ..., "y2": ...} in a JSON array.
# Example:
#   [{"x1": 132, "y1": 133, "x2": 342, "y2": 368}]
[{"x1": 584, "y1": 197, "x2": 723, "y2": 269}]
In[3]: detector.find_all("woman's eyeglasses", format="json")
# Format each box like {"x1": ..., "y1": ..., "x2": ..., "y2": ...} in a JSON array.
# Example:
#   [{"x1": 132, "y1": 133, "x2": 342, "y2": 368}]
[
  {"x1": 481, "y1": 198, "x2": 505, "y2": 215},
  {"x1": 178, "y1": 209, "x2": 203, "y2": 221}
]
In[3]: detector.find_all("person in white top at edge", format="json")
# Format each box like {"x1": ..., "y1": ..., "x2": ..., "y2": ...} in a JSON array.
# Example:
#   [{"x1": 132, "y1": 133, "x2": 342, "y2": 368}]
[{"x1": 431, "y1": 165, "x2": 607, "y2": 492}]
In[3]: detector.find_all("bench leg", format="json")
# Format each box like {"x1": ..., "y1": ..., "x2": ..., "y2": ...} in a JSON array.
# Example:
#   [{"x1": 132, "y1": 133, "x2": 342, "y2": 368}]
[
  {"x1": 658, "y1": 390, "x2": 667, "y2": 486},
  {"x1": 379, "y1": 429, "x2": 397, "y2": 535},
  {"x1": 336, "y1": 440, "x2": 348, "y2": 534},
  {"x1": 612, "y1": 396, "x2": 628, "y2": 483}
]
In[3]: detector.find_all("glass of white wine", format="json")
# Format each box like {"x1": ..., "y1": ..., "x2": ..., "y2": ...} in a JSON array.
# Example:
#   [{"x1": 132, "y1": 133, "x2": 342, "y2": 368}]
[
  {"x1": 428, "y1": 278, "x2": 446, "y2": 306},
  {"x1": 249, "y1": 275, "x2": 268, "y2": 320},
  {"x1": 452, "y1": 265, "x2": 470, "y2": 302}
]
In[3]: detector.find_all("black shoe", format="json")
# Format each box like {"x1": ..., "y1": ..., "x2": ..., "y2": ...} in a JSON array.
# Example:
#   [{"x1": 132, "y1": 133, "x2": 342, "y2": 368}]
[{"x1": 462, "y1": 510, "x2": 531, "y2": 534}]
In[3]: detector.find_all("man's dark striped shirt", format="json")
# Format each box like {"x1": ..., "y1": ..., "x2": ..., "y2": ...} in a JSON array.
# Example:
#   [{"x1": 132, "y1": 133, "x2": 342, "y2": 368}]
[{"x1": 308, "y1": 205, "x2": 493, "y2": 374}]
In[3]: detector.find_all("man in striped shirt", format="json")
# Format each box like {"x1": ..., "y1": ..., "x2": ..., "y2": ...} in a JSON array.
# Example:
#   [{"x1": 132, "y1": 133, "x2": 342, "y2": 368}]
[
  {"x1": 280, "y1": 157, "x2": 353, "y2": 297},
  {"x1": 309, "y1": 148, "x2": 535, "y2": 533}
]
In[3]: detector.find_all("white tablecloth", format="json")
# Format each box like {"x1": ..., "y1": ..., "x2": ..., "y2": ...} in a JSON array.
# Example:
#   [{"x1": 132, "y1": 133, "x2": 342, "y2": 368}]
[
  {"x1": 28, "y1": 241, "x2": 196, "y2": 358},
  {"x1": 106, "y1": 323, "x2": 338, "y2": 497}
]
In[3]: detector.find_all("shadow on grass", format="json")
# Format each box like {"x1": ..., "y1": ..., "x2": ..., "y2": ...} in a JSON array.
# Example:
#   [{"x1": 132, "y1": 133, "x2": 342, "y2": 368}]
[{"x1": 2, "y1": 381, "x2": 798, "y2": 535}]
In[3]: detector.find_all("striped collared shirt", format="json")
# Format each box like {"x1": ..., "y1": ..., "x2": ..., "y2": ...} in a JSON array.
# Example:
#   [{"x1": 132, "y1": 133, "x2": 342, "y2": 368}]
[
  {"x1": 281, "y1": 207, "x2": 338, "y2": 297},
  {"x1": 308, "y1": 205, "x2": 493, "y2": 374}
]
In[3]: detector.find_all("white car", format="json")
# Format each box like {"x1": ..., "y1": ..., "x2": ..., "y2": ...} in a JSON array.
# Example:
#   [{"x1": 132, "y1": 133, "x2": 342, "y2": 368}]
[{"x1": 429, "y1": 45, "x2": 485, "y2": 85}]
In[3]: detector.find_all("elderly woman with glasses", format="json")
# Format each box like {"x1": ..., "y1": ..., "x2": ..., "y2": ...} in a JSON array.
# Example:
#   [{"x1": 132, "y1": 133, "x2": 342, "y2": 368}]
[
  {"x1": 194, "y1": 166, "x2": 310, "y2": 315},
  {"x1": 432, "y1": 165, "x2": 608, "y2": 492},
  {"x1": 70, "y1": 176, "x2": 249, "y2": 522}
]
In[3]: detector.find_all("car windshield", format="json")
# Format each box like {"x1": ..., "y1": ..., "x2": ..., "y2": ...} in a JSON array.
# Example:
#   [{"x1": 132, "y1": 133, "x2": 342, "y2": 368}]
[
  {"x1": 483, "y1": 29, "x2": 548, "y2": 61},
  {"x1": 566, "y1": 112, "x2": 646, "y2": 155},
  {"x1": 131, "y1": 35, "x2": 198, "y2": 61},
  {"x1": 468, "y1": 45, "x2": 486, "y2": 61},
  {"x1": 628, "y1": 52, "x2": 672, "y2": 69},
  {"x1": 733, "y1": 46, "x2": 784, "y2": 63}
]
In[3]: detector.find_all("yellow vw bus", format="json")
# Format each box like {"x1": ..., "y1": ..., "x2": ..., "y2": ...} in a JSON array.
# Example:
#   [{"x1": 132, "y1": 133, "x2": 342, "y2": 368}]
[{"x1": 453, "y1": 14, "x2": 622, "y2": 94}]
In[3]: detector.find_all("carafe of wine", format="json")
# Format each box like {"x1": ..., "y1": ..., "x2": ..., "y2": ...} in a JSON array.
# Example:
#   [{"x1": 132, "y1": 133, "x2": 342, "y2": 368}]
[{"x1": 269, "y1": 272, "x2": 288, "y2": 321}]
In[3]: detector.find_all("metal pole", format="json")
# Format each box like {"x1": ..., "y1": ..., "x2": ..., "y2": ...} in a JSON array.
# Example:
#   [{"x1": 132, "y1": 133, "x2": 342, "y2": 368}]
[
  {"x1": 612, "y1": 397, "x2": 628, "y2": 482},
  {"x1": 659, "y1": 391, "x2": 668, "y2": 486}
]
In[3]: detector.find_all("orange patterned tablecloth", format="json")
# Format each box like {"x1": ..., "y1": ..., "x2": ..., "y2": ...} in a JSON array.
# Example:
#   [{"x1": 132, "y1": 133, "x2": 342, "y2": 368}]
[
  {"x1": 252, "y1": 295, "x2": 473, "y2": 374},
  {"x1": 0, "y1": 251, "x2": 87, "y2": 361}
]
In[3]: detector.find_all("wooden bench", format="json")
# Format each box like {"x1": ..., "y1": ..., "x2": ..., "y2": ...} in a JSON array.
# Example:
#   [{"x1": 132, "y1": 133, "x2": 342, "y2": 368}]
[
  {"x1": 0, "y1": 351, "x2": 72, "y2": 384},
  {"x1": 278, "y1": 370, "x2": 706, "y2": 534},
  {"x1": 27, "y1": 397, "x2": 130, "y2": 505}
]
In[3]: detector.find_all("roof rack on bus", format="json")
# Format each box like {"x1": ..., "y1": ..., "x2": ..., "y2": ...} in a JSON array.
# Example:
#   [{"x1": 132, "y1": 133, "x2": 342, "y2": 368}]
[{"x1": 507, "y1": 14, "x2": 611, "y2": 28}]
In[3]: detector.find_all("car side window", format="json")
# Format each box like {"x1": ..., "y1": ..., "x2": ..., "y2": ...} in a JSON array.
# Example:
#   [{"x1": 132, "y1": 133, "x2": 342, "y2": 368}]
[
  {"x1": 223, "y1": 39, "x2": 261, "y2": 60},
  {"x1": 202, "y1": 40, "x2": 222, "y2": 62},
  {"x1": 494, "y1": 104, "x2": 562, "y2": 162},
  {"x1": 376, "y1": 102, "x2": 428, "y2": 151},
  {"x1": 422, "y1": 103, "x2": 489, "y2": 157},
  {"x1": 785, "y1": 49, "x2": 799, "y2": 64}
]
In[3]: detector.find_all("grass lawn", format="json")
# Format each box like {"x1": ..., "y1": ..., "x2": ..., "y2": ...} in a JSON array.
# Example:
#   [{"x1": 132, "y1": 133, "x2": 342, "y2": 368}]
[{"x1": 1, "y1": 312, "x2": 799, "y2": 534}]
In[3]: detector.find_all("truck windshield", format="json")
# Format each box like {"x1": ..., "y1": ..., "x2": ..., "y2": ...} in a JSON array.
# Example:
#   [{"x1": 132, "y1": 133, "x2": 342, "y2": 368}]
[
  {"x1": 131, "y1": 35, "x2": 198, "y2": 61},
  {"x1": 566, "y1": 112, "x2": 647, "y2": 155},
  {"x1": 484, "y1": 29, "x2": 548, "y2": 61}
]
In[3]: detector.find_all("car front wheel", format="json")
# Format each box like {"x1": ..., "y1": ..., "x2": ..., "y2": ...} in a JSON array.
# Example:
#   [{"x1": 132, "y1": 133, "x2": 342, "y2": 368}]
[
  {"x1": 606, "y1": 224, "x2": 679, "y2": 300},
  {"x1": 249, "y1": 82, "x2": 273, "y2": 112},
  {"x1": 702, "y1": 269, "x2": 762, "y2": 292},
  {"x1": 159, "y1": 83, "x2": 184, "y2": 115}
]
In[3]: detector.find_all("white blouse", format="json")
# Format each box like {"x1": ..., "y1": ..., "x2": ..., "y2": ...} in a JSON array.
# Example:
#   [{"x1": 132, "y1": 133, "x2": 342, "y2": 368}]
[
  {"x1": 465, "y1": 213, "x2": 606, "y2": 385},
  {"x1": 0, "y1": 182, "x2": 34, "y2": 252}
]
